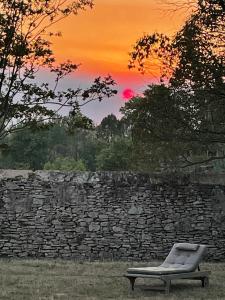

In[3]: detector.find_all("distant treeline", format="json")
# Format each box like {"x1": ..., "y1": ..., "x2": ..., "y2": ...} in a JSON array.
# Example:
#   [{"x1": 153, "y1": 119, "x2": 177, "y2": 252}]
[
  {"x1": 0, "y1": 114, "x2": 134, "y2": 172},
  {"x1": 1, "y1": 113, "x2": 225, "y2": 173}
]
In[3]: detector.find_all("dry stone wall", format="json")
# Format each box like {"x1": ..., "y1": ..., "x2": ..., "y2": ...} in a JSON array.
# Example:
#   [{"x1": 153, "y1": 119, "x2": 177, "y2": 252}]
[{"x1": 0, "y1": 170, "x2": 225, "y2": 261}]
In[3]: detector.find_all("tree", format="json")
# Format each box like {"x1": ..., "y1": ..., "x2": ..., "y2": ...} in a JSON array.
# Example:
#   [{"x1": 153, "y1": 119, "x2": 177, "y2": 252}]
[
  {"x1": 0, "y1": 115, "x2": 102, "y2": 170},
  {"x1": 46, "y1": 123, "x2": 101, "y2": 171},
  {"x1": 44, "y1": 157, "x2": 86, "y2": 171},
  {"x1": 0, "y1": 0, "x2": 117, "y2": 149},
  {"x1": 129, "y1": 1, "x2": 224, "y2": 87},
  {"x1": 95, "y1": 114, "x2": 135, "y2": 171},
  {"x1": 97, "y1": 114, "x2": 128, "y2": 142},
  {"x1": 127, "y1": 0, "x2": 225, "y2": 167},
  {"x1": 121, "y1": 85, "x2": 208, "y2": 170},
  {"x1": 0, "y1": 126, "x2": 49, "y2": 170},
  {"x1": 96, "y1": 137, "x2": 132, "y2": 171}
]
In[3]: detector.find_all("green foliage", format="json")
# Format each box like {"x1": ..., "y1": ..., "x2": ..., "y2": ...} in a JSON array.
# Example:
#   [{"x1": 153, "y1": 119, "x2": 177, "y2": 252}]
[
  {"x1": 0, "y1": 114, "x2": 149, "y2": 172},
  {"x1": 45, "y1": 121, "x2": 100, "y2": 171},
  {"x1": 44, "y1": 157, "x2": 86, "y2": 171},
  {"x1": 0, "y1": 120, "x2": 94, "y2": 170},
  {"x1": 95, "y1": 114, "x2": 134, "y2": 171},
  {"x1": 97, "y1": 114, "x2": 130, "y2": 141},
  {"x1": 121, "y1": 86, "x2": 189, "y2": 170},
  {"x1": 0, "y1": 116, "x2": 130, "y2": 171},
  {"x1": 97, "y1": 114, "x2": 126, "y2": 142},
  {"x1": 0, "y1": 127, "x2": 49, "y2": 170},
  {"x1": 97, "y1": 114, "x2": 119, "y2": 141},
  {"x1": 96, "y1": 137, "x2": 132, "y2": 171}
]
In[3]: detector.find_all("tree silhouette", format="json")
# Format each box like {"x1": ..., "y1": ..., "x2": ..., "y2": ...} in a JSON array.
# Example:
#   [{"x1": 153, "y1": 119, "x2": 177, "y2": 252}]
[
  {"x1": 127, "y1": 0, "x2": 225, "y2": 167},
  {"x1": 0, "y1": 0, "x2": 117, "y2": 149}
]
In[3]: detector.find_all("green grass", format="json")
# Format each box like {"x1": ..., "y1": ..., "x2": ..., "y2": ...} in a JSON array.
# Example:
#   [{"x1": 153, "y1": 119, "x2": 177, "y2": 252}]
[{"x1": 0, "y1": 259, "x2": 224, "y2": 299}]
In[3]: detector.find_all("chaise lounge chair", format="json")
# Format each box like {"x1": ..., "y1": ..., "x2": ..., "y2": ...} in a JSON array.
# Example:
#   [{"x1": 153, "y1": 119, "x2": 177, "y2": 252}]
[{"x1": 124, "y1": 243, "x2": 210, "y2": 294}]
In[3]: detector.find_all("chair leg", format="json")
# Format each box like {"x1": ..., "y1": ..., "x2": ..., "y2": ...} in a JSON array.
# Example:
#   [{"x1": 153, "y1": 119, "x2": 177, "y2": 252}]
[
  {"x1": 201, "y1": 277, "x2": 209, "y2": 288},
  {"x1": 128, "y1": 277, "x2": 136, "y2": 291},
  {"x1": 164, "y1": 280, "x2": 171, "y2": 295}
]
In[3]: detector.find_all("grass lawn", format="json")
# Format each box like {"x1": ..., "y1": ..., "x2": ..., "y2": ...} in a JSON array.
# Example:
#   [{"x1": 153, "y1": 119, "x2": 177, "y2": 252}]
[{"x1": 0, "y1": 259, "x2": 224, "y2": 300}]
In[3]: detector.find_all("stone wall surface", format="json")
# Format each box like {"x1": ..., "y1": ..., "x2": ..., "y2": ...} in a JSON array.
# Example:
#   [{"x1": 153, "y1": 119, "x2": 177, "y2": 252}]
[{"x1": 0, "y1": 170, "x2": 225, "y2": 261}]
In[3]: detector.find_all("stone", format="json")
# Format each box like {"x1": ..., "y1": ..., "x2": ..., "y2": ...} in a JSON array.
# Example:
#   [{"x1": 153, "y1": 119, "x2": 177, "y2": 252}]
[
  {"x1": 0, "y1": 171, "x2": 222, "y2": 261},
  {"x1": 89, "y1": 223, "x2": 100, "y2": 232},
  {"x1": 128, "y1": 205, "x2": 143, "y2": 215},
  {"x1": 164, "y1": 223, "x2": 174, "y2": 231},
  {"x1": 112, "y1": 226, "x2": 123, "y2": 233}
]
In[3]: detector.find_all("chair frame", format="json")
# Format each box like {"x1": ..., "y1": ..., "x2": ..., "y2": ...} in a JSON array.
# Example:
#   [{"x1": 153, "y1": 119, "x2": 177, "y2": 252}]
[{"x1": 124, "y1": 268, "x2": 210, "y2": 294}]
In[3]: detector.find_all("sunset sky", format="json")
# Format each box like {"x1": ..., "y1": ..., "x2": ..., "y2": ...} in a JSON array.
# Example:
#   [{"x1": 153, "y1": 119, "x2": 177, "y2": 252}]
[{"x1": 50, "y1": 0, "x2": 189, "y2": 123}]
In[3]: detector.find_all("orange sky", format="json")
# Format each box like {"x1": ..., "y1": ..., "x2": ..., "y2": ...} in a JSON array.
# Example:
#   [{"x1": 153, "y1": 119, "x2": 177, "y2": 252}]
[
  {"x1": 52, "y1": 0, "x2": 187, "y2": 81},
  {"x1": 49, "y1": 0, "x2": 189, "y2": 122}
]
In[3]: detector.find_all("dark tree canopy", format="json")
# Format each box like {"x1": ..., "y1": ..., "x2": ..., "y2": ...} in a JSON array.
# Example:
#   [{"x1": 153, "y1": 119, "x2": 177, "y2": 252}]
[
  {"x1": 126, "y1": 0, "x2": 225, "y2": 167},
  {"x1": 129, "y1": 0, "x2": 224, "y2": 88},
  {"x1": 96, "y1": 114, "x2": 130, "y2": 142},
  {"x1": 0, "y1": 0, "x2": 117, "y2": 148}
]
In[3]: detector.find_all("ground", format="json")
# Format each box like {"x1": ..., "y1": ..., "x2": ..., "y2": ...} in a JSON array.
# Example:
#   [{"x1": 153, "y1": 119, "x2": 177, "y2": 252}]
[{"x1": 0, "y1": 259, "x2": 224, "y2": 299}]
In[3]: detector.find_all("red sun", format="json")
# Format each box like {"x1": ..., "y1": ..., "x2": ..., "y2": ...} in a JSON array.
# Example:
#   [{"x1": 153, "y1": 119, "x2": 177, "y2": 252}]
[{"x1": 122, "y1": 88, "x2": 135, "y2": 101}]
